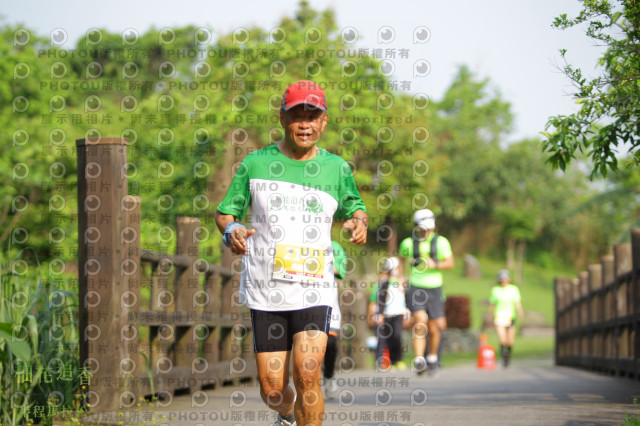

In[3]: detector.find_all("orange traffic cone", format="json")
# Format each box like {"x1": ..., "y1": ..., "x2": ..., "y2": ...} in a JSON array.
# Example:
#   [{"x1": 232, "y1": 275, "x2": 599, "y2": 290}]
[
  {"x1": 381, "y1": 347, "x2": 391, "y2": 369},
  {"x1": 477, "y1": 334, "x2": 497, "y2": 370}
]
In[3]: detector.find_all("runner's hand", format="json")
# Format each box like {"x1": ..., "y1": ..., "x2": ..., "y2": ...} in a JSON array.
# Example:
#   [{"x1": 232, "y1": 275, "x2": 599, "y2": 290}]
[
  {"x1": 374, "y1": 313, "x2": 384, "y2": 325},
  {"x1": 343, "y1": 217, "x2": 367, "y2": 245},
  {"x1": 229, "y1": 227, "x2": 256, "y2": 255},
  {"x1": 427, "y1": 257, "x2": 438, "y2": 269}
]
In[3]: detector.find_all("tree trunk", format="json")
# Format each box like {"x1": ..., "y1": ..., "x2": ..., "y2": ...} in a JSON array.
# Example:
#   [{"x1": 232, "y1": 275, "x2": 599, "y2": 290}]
[
  {"x1": 385, "y1": 216, "x2": 398, "y2": 255},
  {"x1": 515, "y1": 240, "x2": 526, "y2": 285},
  {"x1": 506, "y1": 237, "x2": 515, "y2": 271}
]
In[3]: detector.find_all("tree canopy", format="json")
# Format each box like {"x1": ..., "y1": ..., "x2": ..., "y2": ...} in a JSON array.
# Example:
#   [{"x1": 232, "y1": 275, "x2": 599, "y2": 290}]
[
  {"x1": 2, "y1": 1, "x2": 636, "y2": 270},
  {"x1": 542, "y1": 0, "x2": 640, "y2": 178}
]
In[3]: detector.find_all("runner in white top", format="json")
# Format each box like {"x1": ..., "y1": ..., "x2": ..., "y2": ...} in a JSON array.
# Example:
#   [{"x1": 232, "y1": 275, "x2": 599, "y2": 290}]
[{"x1": 216, "y1": 80, "x2": 368, "y2": 426}]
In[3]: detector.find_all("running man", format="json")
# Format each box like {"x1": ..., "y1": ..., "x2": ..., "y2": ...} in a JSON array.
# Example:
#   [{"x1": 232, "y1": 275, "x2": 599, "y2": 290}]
[
  {"x1": 399, "y1": 209, "x2": 454, "y2": 375},
  {"x1": 215, "y1": 80, "x2": 368, "y2": 426}
]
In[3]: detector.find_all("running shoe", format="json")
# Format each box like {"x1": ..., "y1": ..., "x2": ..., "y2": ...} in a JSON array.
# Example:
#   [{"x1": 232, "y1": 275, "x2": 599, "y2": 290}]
[
  {"x1": 271, "y1": 413, "x2": 296, "y2": 426},
  {"x1": 412, "y1": 356, "x2": 427, "y2": 375}
]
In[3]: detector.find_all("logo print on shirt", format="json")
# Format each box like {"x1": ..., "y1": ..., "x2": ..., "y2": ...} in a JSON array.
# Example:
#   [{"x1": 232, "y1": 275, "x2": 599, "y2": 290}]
[
  {"x1": 269, "y1": 194, "x2": 284, "y2": 211},
  {"x1": 303, "y1": 193, "x2": 323, "y2": 214},
  {"x1": 305, "y1": 198, "x2": 322, "y2": 213}
]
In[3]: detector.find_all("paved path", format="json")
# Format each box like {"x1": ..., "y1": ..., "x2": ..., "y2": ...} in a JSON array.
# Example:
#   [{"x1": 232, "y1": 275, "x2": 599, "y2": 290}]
[{"x1": 90, "y1": 359, "x2": 640, "y2": 426}]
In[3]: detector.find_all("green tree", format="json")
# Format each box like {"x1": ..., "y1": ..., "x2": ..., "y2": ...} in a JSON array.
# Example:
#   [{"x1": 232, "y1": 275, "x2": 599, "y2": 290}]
[
  {"x1": 542, "y1": 0, "x2": 640, "y2": 178},
  {"x1": 0, "y1": 27, "x2": 60, "y2": 262},
  {"x1": 1, "y1": 2, "x2": 430, "y2": 263},
  {"x1": 431, "y1": 66, "x2": 513, "y2": 230}
]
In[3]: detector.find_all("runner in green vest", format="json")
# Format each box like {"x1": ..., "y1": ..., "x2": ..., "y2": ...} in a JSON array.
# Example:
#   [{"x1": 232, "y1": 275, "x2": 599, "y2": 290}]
[
  {"x1": 399, "y1": 209, "x2": 454, "y2": 375},
  {"x1": 489, "y1": 269, "x2": 524, "y2": 367}
]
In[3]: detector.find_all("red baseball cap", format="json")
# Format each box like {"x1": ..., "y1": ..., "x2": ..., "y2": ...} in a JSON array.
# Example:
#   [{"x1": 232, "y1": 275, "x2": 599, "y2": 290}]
[{"x1": 281, "y1": 80, "x2": 327, "y2": 111}]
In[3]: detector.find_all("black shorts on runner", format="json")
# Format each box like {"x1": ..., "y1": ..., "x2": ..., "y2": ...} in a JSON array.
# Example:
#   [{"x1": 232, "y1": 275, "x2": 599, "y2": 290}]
[
  {"x1": 250, "y1": 306, "x2": 332, "y2": 353},
  {"x1": 406, "y1": 285, "x2": 445, "y2": 319}
]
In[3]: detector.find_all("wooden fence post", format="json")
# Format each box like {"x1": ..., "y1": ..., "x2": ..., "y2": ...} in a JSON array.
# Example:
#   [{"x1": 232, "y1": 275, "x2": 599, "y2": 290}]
[
  {"x1": 600, "y1": 255, "x2": 614, "y2": 323},
  {"x1": 174, "y1": 217, "x2": 200, "y2": 392},
  {"x1": 149, "y1": 258, "x2": 171, "y2": 388},
  {"x1": 202, "y1": 265, "x2": 220, "y2": 389},
  {"x1": 219, "y1": 248, "x2": 241, "y2": 365},
  {"x1": 632, "y1": 230, "x2": 640, "y2": 378},
  {"x1": 565, "y1": 279, "x2": 573, "y2": 359},
  {"x1": 578, "y1": 271, "x2": 589, "y2": 363},
  {"x1": 556, "y1": 277, "x2": 570, "y2": 364},
  {"x1": 587, "y1": 265, "x2": 600, "y2": 364},
  {"x1": 76, "y1": 136, "x2": 128, "y2": 412},
  {"x1": 615, "y1": 244, "x2": 632, "y2": 319},
  {"x1": 614, "y1": 243, "x2": 632, "y2": 373},
  {"x1": 571, "y1": 277, "x2": 580, "y2": 359},
  {"x1": 554, "y1": 278, "x2": 563, "y2": 365},
  {"x1": 119, "y1": 195, "x2": 141, "y2": 408},
  {"x1": 554, "y1": 231, "x2": 640, "y2": 378}
]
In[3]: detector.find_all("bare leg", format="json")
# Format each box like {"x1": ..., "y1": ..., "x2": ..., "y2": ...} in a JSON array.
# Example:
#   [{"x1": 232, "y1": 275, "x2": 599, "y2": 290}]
[
  {"x1": 506, "y1": 325, "x2": 516, "y2": 346},
  {"x1": 411, "y1": 310, "x2": 428, "y2": 358},
  {"x1": 292, "y1": 329, "x2": 328, "y2": 426},
  {"x1": 256, "y1": 351, "x2": 295, "y2": 416},
  {"x1": 495, "y1": 325, "x2": 508, "y2": 346},
  {"x1": 427, "y1": 317, "x2": 446, "y2": 356}
]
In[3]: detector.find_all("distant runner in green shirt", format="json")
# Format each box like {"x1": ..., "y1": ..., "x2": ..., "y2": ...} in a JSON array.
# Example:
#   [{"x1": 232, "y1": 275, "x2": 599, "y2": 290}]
[
  {"x1": 489, "y1": 269, "x2": 524, "y2": 367},
  {"x1": 399, "y1": 209, "x2": 454, "y2": 375}
]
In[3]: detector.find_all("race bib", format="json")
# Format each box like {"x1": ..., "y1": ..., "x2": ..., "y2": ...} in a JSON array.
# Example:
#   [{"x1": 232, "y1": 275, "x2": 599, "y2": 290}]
[{"x1": 273, "y1": 243, "x2": 326, "y2": 283}]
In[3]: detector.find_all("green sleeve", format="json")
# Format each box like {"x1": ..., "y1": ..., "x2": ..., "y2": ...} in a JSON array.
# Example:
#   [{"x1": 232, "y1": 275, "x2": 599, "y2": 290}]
[
  {"x1": 331, "y1": 241, "x2": 347, "y2": 279},
  {"x1": 437, "y1": 236, "x2": 453, "y2": 261},
  {"x1": 398, "y1": 237, "x2": 412, "y2": 258},
  {"x1": 489, "y1": 287, "x2": 498, "y2": 305},
  {"x1": 217, "y1": 161, "x2": 251, "y2": 220},
  {"x1": 513, "y1": 286, "x2": 521, "y2": 302},
  {"x1": 335, "y1": 161, "x2": 366, "y2": 219},
  {"x1": 369, "y1": 287, "x2": 378, "y2": 303}
]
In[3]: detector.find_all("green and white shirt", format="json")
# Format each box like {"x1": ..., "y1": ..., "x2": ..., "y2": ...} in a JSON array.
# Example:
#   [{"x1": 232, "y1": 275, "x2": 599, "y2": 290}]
[
  {"x1": 369, "y1": 280, "x2": 406, "y2": 317},
  {"x1": 218, "y1": 145, "x2": 366, "y2": 311}
]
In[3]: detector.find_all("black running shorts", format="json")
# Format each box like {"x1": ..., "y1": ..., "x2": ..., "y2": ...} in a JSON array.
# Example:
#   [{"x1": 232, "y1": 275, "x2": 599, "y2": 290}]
[{"x1": 250, "y1": 306, "x2": 332, "y2": 353}]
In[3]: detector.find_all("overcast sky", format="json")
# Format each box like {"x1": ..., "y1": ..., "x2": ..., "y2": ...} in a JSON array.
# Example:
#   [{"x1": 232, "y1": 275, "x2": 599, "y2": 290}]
[{"x1": 2, "y1": 0, "x2": 603, "y2": 142}]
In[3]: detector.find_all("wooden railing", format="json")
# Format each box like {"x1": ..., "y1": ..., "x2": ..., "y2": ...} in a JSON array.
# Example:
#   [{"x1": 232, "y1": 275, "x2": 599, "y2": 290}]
[
  {"x1": 75, "y1": 136, "x2": 369, "y2": 413},
  {"x1": 555, "y1": 229, "x2": 640, "y2": 378},
  {"x1": 76, "y1": 136, "x2": 257, "y2": 412}
]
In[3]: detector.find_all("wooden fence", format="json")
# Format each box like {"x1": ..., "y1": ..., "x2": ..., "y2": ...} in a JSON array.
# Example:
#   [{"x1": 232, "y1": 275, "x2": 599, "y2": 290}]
[
  {"x1": 76, "y1": 136, "x2": 369, "y2": 413},
  {"x1": 555, "y1": 229, "x2": 640, "y2": 378}
]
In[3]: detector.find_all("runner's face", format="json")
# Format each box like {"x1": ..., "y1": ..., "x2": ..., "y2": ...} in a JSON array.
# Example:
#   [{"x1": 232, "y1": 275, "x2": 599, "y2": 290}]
[
  {"x1": 280, "y1": 105, "x2": 328, "y2": 149},
  {"x1": 417, "y1": 227, "x2": 431, "y2": 238}
]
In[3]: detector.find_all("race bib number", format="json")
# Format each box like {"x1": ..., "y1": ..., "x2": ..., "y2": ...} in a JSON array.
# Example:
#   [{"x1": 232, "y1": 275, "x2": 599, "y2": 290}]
[{"x1": 273, "y1": 243, "x2": 326, "y2": 283}]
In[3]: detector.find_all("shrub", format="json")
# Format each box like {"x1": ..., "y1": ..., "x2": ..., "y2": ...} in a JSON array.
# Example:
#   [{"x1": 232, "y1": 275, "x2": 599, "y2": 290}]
[{"x1": 0, "y1": 252, "x2": 81, "y2": 426}]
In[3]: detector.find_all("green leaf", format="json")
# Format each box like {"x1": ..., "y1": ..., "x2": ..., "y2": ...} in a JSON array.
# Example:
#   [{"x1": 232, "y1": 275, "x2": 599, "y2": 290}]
[
  {"x1": 0, "y1": 322, "x2": 32, "y2": 361},
  {"x1": 22, "y1": 314, "x2": 39, "y2": 356},
  {"x1": 612, "y1": 11, "x2": 622, "y2": 22}
]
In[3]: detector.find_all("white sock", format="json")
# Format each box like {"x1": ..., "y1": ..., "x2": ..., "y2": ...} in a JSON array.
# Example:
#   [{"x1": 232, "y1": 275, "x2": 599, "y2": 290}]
[{"x1": 427, "y1": 354, "x2": 438, "y2": 363}]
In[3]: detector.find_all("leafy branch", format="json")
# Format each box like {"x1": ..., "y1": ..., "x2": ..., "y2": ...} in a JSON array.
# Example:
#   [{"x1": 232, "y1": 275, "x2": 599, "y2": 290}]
[{"x1": 542, "y1": 0, "x2": 640, "y2": 178}]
